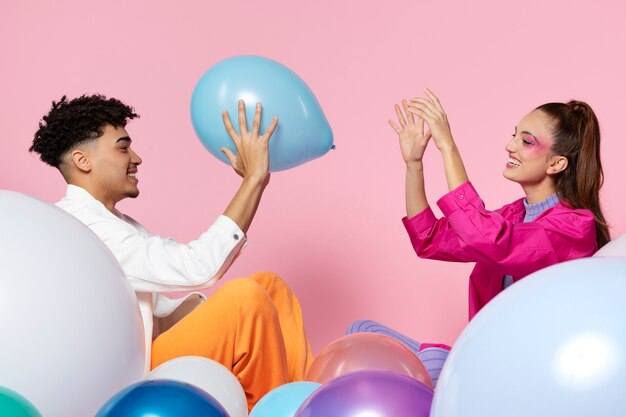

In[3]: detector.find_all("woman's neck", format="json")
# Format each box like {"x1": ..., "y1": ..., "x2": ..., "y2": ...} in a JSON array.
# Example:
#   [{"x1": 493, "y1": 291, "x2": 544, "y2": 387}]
[{"x1": 521, "y1": 180, "x2": 558, "y2": 204}]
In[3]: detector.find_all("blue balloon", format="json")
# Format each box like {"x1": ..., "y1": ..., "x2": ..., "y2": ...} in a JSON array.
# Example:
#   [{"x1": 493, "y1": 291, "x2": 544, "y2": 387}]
[
  {"x1": 431, "y1": 257, "x2": 626, "y2": 417},
  {"x1": 250, "y1": 382, "x2": 320, "y2": 417},
  {"x1": 95, "y1": 380, "x2": 230, "y2": 417},
  {"x1": 191, "y1": 55, "x2": 334, "y2": 172}
]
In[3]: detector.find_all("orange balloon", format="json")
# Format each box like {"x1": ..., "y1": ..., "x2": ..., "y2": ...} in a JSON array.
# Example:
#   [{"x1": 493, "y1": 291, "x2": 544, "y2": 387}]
[{"x1": 306, "y1": 333, "x2": 433, "y2": 388}]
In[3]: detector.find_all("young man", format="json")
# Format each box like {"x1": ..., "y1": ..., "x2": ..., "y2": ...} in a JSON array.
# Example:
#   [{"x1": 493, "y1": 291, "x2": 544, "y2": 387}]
[{"x1": 30, "y1": 94, "x2": 312, "y2": 409}]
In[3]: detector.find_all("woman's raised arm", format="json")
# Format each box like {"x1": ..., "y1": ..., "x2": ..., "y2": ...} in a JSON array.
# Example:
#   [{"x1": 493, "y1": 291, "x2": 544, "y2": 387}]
[
  {"x1": 389, "y1": 98, "x2": 432, "y2": 218},
  {"x1": 408, "y1": 89, "x2": 470, "y2": 192}
]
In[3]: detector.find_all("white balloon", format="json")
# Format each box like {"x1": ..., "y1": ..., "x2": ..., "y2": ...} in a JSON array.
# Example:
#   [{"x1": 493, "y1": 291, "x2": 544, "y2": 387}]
[
  {"x1": 149, "y1": 356, "x2": 248, "y2": 417},
  {"x1": 594, "y1": 234, "x2": 626, "y2": 257},
  {"x1": 0, "y1": 191, "x2": 145, "y2": 416},
  {"x1": 431, "y1": 257, "x2": 626, "y2": 417}
]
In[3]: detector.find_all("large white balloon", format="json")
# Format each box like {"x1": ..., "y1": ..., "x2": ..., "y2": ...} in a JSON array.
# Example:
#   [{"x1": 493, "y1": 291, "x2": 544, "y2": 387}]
[
  {"x1": 0, "y1": 191, "x2": 145, "y2": 417},
  {"x1": 594, "y1": 234, "x2": 626, "y2": 257},
  {"x1": 149, "y1": 356, "x2": 248, "y2": 417},
  {"x1": 431, "y1": 257, "x2": 626, "y2": 417}
]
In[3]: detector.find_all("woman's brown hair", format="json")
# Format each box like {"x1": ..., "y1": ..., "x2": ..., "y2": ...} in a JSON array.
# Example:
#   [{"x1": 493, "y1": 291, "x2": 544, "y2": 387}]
[{"x1": 536, "y1": 100, "x2": 610, "y2": 248}]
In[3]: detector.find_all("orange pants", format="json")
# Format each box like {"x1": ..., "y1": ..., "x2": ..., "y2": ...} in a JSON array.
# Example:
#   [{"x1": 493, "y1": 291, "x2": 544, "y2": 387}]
[{"x1": 151, "y1": 271, "x2": 313, "y2": 410}]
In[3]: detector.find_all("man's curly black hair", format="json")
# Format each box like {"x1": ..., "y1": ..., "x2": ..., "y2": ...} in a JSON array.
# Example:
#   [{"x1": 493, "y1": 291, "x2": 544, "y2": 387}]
[{"x1": 30, "y1": 94, "x2": 140, "y2": 168}]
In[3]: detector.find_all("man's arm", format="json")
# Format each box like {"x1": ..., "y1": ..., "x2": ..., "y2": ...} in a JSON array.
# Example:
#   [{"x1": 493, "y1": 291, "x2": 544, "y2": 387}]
[{"x1": 220, "y1": 100, "x2": 277, "y2": 234}]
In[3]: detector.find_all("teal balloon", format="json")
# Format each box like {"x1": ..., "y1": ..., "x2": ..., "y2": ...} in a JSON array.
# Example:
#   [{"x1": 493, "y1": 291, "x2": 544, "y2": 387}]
[
  {"x1": 250, "y1": 382, "x2": 320, "y2": 417},
  {"x1": 0, "y1": 387, "x2": 42, "y2": 417},
  {"x1": 191, "y1": 56, "x2": 333, "y2": 172}
]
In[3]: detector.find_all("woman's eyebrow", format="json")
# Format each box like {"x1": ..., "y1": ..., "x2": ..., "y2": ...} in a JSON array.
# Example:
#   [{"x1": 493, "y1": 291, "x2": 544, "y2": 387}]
[{"x1": 520, "y1": 131, "x2": 538, "y2": 141}]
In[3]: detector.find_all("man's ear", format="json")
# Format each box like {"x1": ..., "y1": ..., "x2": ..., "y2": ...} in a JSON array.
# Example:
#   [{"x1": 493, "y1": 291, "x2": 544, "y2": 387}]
[
  {"x1": 547, "y1": 155, "x2": 568, "y2": 175},
  {"x1": 70, "y1": 149, "x2": 92, "y2": 173}
]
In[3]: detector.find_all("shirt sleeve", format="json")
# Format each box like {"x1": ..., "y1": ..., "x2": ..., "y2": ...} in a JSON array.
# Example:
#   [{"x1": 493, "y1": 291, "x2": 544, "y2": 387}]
[
  {"x1": 434, "y1": 182, "x2": 597, "y2": 277},
  {"x1": 88, "y1": 214, "x2": 247, "y2": 292},
  {"x1": 402, "y1": 205, "x2": 476, "y2": 263}
]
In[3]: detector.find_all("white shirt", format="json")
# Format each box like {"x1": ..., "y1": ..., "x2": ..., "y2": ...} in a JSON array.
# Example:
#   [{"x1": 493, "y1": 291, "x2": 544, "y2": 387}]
[{"x1": 56, "y1": 185, "x2": 247, "y2": 372}]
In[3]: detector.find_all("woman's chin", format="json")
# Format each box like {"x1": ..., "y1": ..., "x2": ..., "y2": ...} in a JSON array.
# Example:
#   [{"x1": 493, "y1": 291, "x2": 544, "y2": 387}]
[{"x1": 502, "y1": 170, "x2": 518, "y2": 183}]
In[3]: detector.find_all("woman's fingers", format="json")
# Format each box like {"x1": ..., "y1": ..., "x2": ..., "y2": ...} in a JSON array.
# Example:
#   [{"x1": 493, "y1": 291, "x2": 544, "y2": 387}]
[
  {"x1": 394, "y1": 104, "x2": 407, "y2": 127},
  {"x1": 415, "y1": 114, "x2": 425, "y2": 132},
  {"x1": 407, "y1": 102, "x2": 436, "y2": 122},
  {"x1": 424, "y1": 88, "x2": 445, "y2": 114},
  {"x1": 409, "y1": 98, "x2": 439, "y2": 119},
  {"x1": 389, "y1": 119, "x2": 402, "y2": 134},
  {"x1": 402, "y1": 99, "x2": 415, "y2": 125}
]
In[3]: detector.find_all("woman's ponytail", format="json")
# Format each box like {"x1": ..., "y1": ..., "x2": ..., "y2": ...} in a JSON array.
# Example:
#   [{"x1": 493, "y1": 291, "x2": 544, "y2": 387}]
[{"x1": 536, "y1": 101, "x2": 610, "y2": 248}]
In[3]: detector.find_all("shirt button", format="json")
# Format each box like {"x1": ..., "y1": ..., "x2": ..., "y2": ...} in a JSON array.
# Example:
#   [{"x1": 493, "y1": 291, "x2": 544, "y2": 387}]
[
  {"x1": 233, "y1": 234, "x2": 239, "y2": 240},
  {"x1": 458, "y1": 194, "x2": 464, "y2": 200}
]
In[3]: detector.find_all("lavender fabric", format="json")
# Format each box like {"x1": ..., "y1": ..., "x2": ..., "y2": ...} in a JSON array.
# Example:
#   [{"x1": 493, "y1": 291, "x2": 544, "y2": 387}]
[{"x1": 346, "y1": 320, "x2": 449, "y2": 386}]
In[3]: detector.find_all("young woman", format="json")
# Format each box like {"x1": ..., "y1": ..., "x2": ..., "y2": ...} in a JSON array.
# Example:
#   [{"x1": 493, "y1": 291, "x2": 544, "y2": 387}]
[{"x1": 349, "y1": 89, "x2": 610, "y2": 385}]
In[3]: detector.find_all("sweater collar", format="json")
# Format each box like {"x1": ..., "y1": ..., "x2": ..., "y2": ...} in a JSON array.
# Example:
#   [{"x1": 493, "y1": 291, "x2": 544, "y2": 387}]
[{"x1": 523, "y1": 193, "x2": 560, "y2": 217}]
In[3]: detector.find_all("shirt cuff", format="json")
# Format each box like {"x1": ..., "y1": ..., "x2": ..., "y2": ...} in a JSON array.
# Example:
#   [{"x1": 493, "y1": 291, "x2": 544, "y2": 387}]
[
  {"x1": 213, "y1": 214, "x2": 247, "y2": 245},
  {"x1": 402, "y1": 206, "x2": 438, "y2": 236},
  {"x1": 437, "y1": 181, "x2": 479, "y2": 216}
]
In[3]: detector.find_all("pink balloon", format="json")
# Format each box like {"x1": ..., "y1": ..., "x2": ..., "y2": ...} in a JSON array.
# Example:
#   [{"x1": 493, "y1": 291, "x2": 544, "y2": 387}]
[{"x1": 306, "y1": 333, "x2": 433, "y2": 388}]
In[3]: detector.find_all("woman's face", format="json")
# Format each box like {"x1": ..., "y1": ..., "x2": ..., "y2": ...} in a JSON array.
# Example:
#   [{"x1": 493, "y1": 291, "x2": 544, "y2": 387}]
[{"x1": 503, "y1": 109, "x2": 560, "y2": 186}]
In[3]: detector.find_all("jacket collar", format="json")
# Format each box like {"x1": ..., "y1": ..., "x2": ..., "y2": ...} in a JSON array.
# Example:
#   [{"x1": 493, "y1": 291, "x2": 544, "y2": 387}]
[
  {"x1": 64, "y1": 184, "x2": 122, "y2": 219},
  {"x1": 505, "y1": 196, "x2": 569, "y2": 223},
  {"x1": 66, "y1": 184, "x2": 98, "y2": 202}
]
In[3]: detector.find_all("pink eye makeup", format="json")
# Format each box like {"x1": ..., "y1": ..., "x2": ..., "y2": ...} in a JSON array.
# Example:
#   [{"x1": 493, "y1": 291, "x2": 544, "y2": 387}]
[
  {"x1": 521, "y1": 134, "x2": 536, "y2": 145},
  {"x1": 510, "y1": 127, "x2": 548, "y2": 151},
  {"x1": 519, "y1": 130, "x2": 546, "y2": 147}
]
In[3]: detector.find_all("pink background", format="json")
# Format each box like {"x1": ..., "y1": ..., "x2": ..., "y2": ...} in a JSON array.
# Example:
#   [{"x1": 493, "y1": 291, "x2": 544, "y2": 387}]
[{"x1": 2, "y1": 1, "x2": 625, "y2": 353}]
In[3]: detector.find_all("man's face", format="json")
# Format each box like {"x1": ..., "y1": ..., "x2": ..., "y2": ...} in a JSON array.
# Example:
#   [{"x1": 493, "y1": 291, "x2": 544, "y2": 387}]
[{"x1": 87, "y1": 124, "x2": 142, "y2": 206}]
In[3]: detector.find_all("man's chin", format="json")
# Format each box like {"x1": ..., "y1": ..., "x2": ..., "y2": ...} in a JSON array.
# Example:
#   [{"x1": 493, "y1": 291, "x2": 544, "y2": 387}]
[{"x1": 126, "y1": 190, "x2": 140, "y2": 199}]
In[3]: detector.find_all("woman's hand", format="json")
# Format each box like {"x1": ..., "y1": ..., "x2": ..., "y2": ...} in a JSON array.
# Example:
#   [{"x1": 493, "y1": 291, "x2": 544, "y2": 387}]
[
  {"x1": 409, "y1": 89, "x2": 469, "y2": 190},
  {"x1": 389, "y1": 99, "x2": 432, "y2": 165},
  {"x1": 407, "y1": 89, "x2": 455, "y2": 151}
]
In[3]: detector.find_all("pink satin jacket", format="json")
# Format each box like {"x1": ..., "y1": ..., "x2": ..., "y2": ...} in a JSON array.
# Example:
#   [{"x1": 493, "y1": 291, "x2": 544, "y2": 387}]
[{"x1": 402, "y1": 182, "x2": 597, "y2": 319}]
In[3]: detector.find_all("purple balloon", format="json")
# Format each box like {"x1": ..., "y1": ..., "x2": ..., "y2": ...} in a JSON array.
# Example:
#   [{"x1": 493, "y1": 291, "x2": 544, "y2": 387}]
[{"x1": 295, "y1": 370, "x2": 433, "y2": 417}]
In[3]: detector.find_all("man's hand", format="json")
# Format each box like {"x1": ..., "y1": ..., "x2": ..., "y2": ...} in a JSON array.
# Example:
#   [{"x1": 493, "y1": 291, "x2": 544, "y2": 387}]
[
  {"x1": 221, "y1": 100, "x2": 278, "y2": 184},
  {"x1": 221, "y1": 100, "x2": 279, "y2": 234}
]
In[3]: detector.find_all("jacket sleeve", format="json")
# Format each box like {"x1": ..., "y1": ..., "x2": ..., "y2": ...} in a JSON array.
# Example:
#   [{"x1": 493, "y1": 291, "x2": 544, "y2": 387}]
[
  {"x1": 88, "y1": 214, "x2": 246, "y2": 292},
  {"x1": 402, "y1": 204, "x2": 476, "y2": 263},
  {"x1": 435, "y1": 182, "x2": 597, "y2": 277}
]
